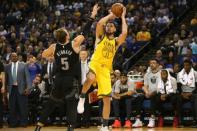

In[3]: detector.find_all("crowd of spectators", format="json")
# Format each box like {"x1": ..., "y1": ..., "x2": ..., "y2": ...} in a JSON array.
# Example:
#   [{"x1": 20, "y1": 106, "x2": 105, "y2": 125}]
[
  {"x1": 0, "y1": 0, "x2": 189, "y2": 69},
  {"x1": 159, "y1": 16, "x2": 197, "y2": 70}
]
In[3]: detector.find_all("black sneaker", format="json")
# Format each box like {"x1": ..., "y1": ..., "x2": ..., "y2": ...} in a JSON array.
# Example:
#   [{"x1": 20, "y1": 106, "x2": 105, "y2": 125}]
[
  {"x1": 67, "y1": 125, "x2": 74, "y2": 131},
  {"x1": 35, "y1": 125, "x2": 42, "y2": 131},
  {"x1": 191, "y1": 121, "x2": 197, "y2": 128},
  {"x1": 81, "y1": 122, "x2": 90, "y2": 128}
]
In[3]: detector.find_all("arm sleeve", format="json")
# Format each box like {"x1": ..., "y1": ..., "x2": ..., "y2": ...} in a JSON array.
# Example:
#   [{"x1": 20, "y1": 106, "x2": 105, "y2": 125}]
[{"x1": 80, "y1": 17, "x2": 94, "y2": 38}]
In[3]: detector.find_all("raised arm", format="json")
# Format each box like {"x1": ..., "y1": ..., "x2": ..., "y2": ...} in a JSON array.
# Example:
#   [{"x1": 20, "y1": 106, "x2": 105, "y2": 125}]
[
  {"x1": 42, "y1": 44, "x2": 56, "y2": 59},
  {"x1": 73, "y1": 4, "x2": 100, "y2": 48},
  {"x1": 116, "y1": 7, "x2": 128, "y2": 46},
  {"x1": 96, "y1": 11, "x2": 116, "y2": 39}
]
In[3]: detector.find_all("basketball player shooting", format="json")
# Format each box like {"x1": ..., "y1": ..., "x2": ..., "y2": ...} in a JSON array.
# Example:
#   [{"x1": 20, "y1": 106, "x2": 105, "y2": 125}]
[
  {"x1": 77, "y1": 4, "x2": 128, "y2": 131},
  {"x1": 34, "y1": 4, "x2": 100, "y2": 131}
]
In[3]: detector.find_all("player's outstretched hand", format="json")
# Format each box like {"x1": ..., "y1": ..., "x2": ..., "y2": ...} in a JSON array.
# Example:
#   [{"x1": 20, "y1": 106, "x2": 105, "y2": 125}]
[
  {"x1": 108, "y1": 9, "x2": 117, "y2": 20},
  {"x1": 91, "y1": 4, "x2": 100, "y2": 19},
  {"x1": 121, "y1": 7, "x2": 127, "y2": 18},
  {"x1": 121, "y1": 7, "x2": 126, "y2": 18}
]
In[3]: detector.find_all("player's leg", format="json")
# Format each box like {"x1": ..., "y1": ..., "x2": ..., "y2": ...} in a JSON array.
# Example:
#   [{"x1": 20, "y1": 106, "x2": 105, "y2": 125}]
[
  {"x1": 81, "y1": 70, "x2": 96, "y2": 94},
  {"x1": 65, "y1": 95, "x2": 78, "y2": 131},
  {"x1": 35, "y1": 75, "x2": 64, "y2": 131},
  {"x1": 35, "y1": 98, "x2": 58, "y2": 131},
  {"x1": 77, "y1": 70, "x2": 96, "y2": 114},
  {"x1": 97, "y1": 68, "x2": 111, "y2": 131},
  {"x1": 102, "y1": 96, "x2": 111, "y2": 127}
]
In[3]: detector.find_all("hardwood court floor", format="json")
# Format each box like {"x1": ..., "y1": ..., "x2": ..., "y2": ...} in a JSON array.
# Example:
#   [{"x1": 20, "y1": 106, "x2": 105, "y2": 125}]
[{"x1": 1, "y1": 126, "x2": 197, "y2": 131}]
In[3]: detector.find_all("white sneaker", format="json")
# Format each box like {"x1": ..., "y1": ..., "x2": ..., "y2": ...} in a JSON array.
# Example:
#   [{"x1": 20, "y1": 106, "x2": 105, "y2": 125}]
[
  {"x1": 100, "y1": 126, "x2": 109, "y2": 131},
  {"x1": 147, "y1": 117, "x2": 155, "y2": 128},
  {"x1": 132, "y1": 118, "x2": 143, "y2": 128},
  {"x1": 77, "y1": 97, "x2": 85, "y2": 114}
]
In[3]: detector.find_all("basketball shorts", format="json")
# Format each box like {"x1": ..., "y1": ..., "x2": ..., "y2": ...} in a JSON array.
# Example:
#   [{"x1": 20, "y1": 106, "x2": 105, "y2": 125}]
[
  {"x1": 50, "y1": 73, "x2": 79, "y2": 101},
  {"x1": 89, "y1": 61, "x2": 112, "y2": 98}
]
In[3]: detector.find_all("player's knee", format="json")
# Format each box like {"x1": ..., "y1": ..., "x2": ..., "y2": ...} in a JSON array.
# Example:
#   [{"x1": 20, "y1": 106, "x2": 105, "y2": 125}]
[
  {"x1": 87, "y1": 72, "x2": 96, "y2": 83},
  {"x1": 103, "y1": 96, "x2": 111, "y2": 103}
]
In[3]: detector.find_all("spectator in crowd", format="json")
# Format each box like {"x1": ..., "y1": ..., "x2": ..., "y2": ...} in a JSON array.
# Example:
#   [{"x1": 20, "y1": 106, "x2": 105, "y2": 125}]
[
  {"x1": 190, "y1": 37, "x2": 197, "y2": 55},
  {"x1": 111, "y1": 72, "x2": 117, "y2": 87},
  {"x1": 116, "y1": 42, "x2": 133, "y2": 70},
  {"x1": 156, "y1": 12, "x2": 170, "y2": 25},
  {"x1": 41, "y1": 57, "x2": 56, "y2": 95},
  {"x1": 173, "y1": 34, "x2": 183, "y2": 51},
  {"x1": 178, "y1": 39, "x2": 190, "y2": 55},
  {"x1": 118, "y1": 42, "x2": 133, "y2": 60},
  {"x1": 113, "y1": 52, "x2": 124, "y2": 71},
  {"x1": 170, "y1": 63, "x2": 181, "y2": 79},
  {"x1": 160, "y1": 37, "x2": 176, "y2": 53},
  {"x1": 28, "y1": 75, "x2": 42, "y2": 124},
  {"x1": 179, "y1": 24, "x2": 189, "y2": 39},
  {"x1": 0, "y1": 36, "x2": 6, "y2": 55},
  {"x1": 114, "y1": 70, "x2": 121, "y2": 81},
  {"x1": 143, "y1": 59, "x2": 161, "y2": 128},
  {"x1": 80, "y1": 49, "x2": 89, "y2": 86},
  {"x1": 0, "y1": 60, "x2": 5, "y2": 128},
  {"x1": 5, "y1": 52, "x2": 32, "y2": 127},
  {"x1": 111, "y1": 72, "x2": 135, "y2": 128},
  {"x1": 0, "y1": 25, "x2": 7, "y2": 36},
  {"x1": 177, "y1": 59, "x2": 197, "y2": 127},
  {"x1": 136, "y1": 25, "x2": 151, "y2": 42},
  {"x1": 153, "y1": 69, "x2": 180, "y2": 127},
  {"x1": 155, "y1": 49, "x2": 165, "y2": 66},
  {"x1": 165, "y1": 51, "x2": 177, "y2": 69},
  {"x1": 3, "y1": 46, "x2": 12, "y2": 63},
  {"x1": 125, "y1": 28, "x2": 136, "y2": 51},
  {"x1": 27, "y1": 55, "x2": 41, "y2": 83},
  {"x1": 137, "y1": 65, "x2": 148, "y2": 76},
  {"x1": 191, "y1": 13, "x2": 197, "y2": 26},
  {"x1": 181, "y1": 48, "x2": 197, "y2": 67}
]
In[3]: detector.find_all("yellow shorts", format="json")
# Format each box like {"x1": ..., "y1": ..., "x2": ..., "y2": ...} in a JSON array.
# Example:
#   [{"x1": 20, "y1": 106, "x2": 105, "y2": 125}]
[{"x1": 89, "y1": 61, "x2": 112, "y2": 98}]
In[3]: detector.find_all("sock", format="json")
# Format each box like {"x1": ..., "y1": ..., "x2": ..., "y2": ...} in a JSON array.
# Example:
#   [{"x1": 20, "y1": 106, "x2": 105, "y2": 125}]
[
  {"x1": 102, "y1": 119, "x2": 109, "y2": 127},
  {"x1": 68, "y1": 125, "x2": 73, "y2": 128},
  {"x1": 136, "y1": 115, "x2": 140, "y2": 120},
  {"x1": 37, "y1": 122, "x2": 44, "y2": 127},
  {"x1": 35, "y1": 125, "x2": 42, "y2": 131},
  {"x1": 80, "y1": 93, "x2": 86, "y2": 98}
]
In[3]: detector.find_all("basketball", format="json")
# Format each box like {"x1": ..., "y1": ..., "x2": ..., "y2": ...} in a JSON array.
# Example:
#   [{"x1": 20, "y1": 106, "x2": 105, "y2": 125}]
[{"x1": 111, "y1": 3, "x2": 124, "y2": 17}]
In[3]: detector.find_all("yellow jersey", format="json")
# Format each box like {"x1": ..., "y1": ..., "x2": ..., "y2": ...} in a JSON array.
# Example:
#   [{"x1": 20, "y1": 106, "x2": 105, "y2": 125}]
[{"x1": 91, "y1": 35, "x2": 116, "y2": 70}]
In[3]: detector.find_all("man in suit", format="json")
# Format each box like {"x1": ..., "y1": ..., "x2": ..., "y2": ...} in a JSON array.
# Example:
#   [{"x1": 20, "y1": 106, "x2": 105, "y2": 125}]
[
  {"x1": 3, "y1": 45, "x2": 12, "y2": 64},
  {"x1": 41, "y1": 57, "x2": 56, "y2": 95},
  {"x1": 77, "y1": 49, "x2": 92, "y2": 128},
  {"x1": 5, "y1": 52, "x2": 32, "y2": 127}
]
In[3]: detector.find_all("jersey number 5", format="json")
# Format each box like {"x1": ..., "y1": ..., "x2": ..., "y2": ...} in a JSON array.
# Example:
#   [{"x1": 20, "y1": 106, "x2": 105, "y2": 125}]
[{"x1": 61, "y1": 57, "x2": 69, "y2": 70}]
